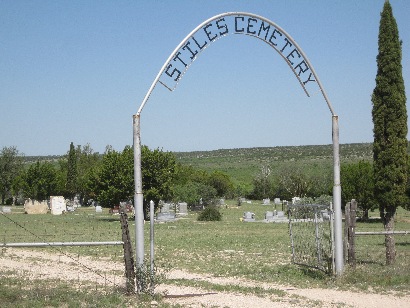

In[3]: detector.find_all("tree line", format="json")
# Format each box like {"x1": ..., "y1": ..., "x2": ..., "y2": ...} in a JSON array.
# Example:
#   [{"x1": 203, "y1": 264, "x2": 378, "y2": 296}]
[
  {"x1": 2, "y1": 142, "x2": 409, "y2": 219},
  {"x1": 0, "y1": 143, "x2": 238, "y2": 218}
]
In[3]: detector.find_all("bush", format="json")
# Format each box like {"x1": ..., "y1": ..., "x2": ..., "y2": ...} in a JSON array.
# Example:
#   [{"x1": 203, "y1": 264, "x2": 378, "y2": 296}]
[
  {"x1": 5, "y1": 197, "x2": 13, "y2": 205},
  {"x1": 197, "y1": 206, "x2": 222, "y2": 221}
]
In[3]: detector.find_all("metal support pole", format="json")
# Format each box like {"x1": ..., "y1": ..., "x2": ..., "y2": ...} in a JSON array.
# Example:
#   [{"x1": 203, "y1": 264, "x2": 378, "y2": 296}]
[
  {"x1": 133, "y1": 114, "x2": 144, "y2": 269},
  {"x1": 150, "y1": 200, "x2": 155, "y2": 292},
  {"x1": 332, "y1": 115, "x2": 343, "y2": 276}
]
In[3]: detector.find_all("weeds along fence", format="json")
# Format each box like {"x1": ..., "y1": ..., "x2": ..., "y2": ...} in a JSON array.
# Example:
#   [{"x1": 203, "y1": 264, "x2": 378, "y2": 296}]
[
  {"x1": 288, "y1": 204, "x2": 334, "y2": 274},
  {"x1": 345, "y1": 200, "x2": 410, "y2": 267},
  {"x1": 0, "y1": 206, "x2": 133, "y2": 295}
]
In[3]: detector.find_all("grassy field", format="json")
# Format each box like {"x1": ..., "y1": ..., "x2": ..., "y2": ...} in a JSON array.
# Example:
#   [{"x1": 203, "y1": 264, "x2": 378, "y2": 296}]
[{"x1": 1, "y1": 202, "x2": 409, "y2": 307}]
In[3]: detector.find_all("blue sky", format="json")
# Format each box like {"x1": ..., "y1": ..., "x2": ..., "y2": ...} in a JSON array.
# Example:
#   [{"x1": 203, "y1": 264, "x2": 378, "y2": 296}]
[{"x1": 1, "y1": 0, "x2": 409, "y2": 156}]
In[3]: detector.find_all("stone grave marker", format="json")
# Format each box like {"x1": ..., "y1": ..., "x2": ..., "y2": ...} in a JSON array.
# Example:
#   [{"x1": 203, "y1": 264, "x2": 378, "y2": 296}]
[
  {"x1": 265, "y1": 211, "x2": 275, "y2": 221},
  {"x1": 2, "y1": 206, "x2": 11, "y2": 214},
  {"x1": 157, "y1": 202, "x2": 175, "y2": 221},
  {"x1": 50, "y1": 196, "x2": 66, "y2": 215},
  {"x1": 161, "y1": 203, "x2": 170, "y2": 213},
  {"x1": 242, "y1": 211, "x2": 255, "y2": 222},
  {"x1": 95, "y1": 205, "x2": 103, "y2": 213},
  {"x1": 263, "y1": 198, "x2": 270, "y2": 205},
  {"x1": 178, "y1": 202, "x2": 188, "y2": 216},
  {"x1": 24, "y1": 199, "x2": 48, "y2": 214}
]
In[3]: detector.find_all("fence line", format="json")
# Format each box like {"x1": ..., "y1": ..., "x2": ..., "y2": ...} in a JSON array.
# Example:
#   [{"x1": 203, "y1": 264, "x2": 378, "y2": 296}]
[
  {"x1": 345, "y1": 199, "x2": 410, "y2": 267},
  {"x1": 355, "y1": 231, "x2": 410, "y2": 235},
  {"x1": 1, "y1": 241, "x2": 124, "y2": 247},
  {"x1": 1, "y1": 208, "x2": 132, "y2": 294}
]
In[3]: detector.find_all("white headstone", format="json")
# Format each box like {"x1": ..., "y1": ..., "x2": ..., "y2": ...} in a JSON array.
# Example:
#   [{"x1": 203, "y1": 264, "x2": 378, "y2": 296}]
[
  {"x1": 178, "y1": 202, "x2": 188, "y2": 216},
  {"x1": 2, "y1": 206, "x2": 11, "y2": 213},
  {"x1": 265, "y1": 211, "x2": 274, "y2": 220},
  {"x1": 95, "y1": 205, "x2": 103, "y2": 213},
  {"x1": 50, "y1": 196, "x2": 66, "y2": 215},
  {"x1": 243, "y1": 212, "x2": 255, "y2": 222},
  {"x1": 263, "y1": 198, "x2": 270, "y2": 205}
]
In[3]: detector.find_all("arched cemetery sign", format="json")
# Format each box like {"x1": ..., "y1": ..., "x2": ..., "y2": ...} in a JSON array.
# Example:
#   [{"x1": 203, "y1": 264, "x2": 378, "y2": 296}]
[{"x1": 134, "y1": 12, "x2": 343, "y2": 280}]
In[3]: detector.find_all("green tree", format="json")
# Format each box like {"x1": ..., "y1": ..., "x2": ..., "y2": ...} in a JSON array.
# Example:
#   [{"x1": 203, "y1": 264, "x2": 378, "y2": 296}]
[
  {"x1": 341, "y1": 161, "x2": 376, "y2": 220},
  {"x1": 371, "y1": 1, "x2": 408, "y2": 264},
  {"x1": 276, "y1": 165, "x2": 314, "y2": 200},
  {"x1": 22, "y1": 161, "x2": 59, "y2": 200},
  {"x1": 93, "y1": 146, "x2": 134, "y2": 208},
  {"x1": 76, "y1": 143, "x2": 101, "y2": 204},
  {"x1": 66, "y1": 142, "x2": 77, "y2": 200},
  {"x1": 91, "y1": 145, "x2": 176, "y2": 219},
  {"x1": 0, "y1": 146, "x2": 24, "y2": 204},
  {"x1": 207, "y1": 170, "x2": 234, "y2": 198},
  {"x1": 141, "y1": 146, "x2": 176, "y2": 218},
  {"x1": 250, "y1": 165, "x2": 273, "y2": 200}
]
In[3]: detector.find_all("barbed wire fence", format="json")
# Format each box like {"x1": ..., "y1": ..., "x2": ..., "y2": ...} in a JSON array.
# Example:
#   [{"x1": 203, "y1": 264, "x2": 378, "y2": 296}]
[
  {"x1": 288, "y1": 204, "x2": 334, "y2": 274},
  {"x1": 0, "y1": 206, "x2": 131, "y2": 296},
  {"x1": 345, "y1": 200, "x2": 410, "y2": 267}
]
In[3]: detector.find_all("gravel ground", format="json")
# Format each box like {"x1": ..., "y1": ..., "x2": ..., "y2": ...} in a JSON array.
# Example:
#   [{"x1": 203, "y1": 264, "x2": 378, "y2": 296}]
[{"x1": 1, "y1": 248, "x2": 409, "y2": 307}]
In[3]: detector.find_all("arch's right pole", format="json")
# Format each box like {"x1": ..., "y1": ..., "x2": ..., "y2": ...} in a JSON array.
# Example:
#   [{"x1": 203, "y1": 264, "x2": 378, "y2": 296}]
[{"x1": 332, "y1": 115, "x2": 343, "y2": 276}]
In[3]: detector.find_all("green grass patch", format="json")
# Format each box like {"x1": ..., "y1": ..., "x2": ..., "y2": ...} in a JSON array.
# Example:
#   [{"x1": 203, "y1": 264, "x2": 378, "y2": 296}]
[{"x1": 1, "y1": 201, "x2": 409, "y2": 306}]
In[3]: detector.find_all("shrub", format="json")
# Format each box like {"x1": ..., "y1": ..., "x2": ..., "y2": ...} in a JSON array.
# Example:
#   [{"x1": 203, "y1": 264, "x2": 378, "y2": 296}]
[{"x1": 197, "y1": 206, "x2": 222, "y2": 221}]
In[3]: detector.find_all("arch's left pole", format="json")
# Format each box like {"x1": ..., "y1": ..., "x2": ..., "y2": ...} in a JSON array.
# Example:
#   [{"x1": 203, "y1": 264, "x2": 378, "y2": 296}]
[
  {"x1": 332, "y1": 115, "x2": 343, "y2": 276},
  {"x1": 133, "y1": 114, "x2": 145, "y2": 291}
]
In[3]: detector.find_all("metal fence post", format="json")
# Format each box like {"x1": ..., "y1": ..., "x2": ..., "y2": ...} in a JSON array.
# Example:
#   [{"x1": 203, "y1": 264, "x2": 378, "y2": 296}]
[
  {"x1": 332, "y1": 115, "x2": 344, "y2": 276},
  {"x1": 133, "y1": 114, "x2": 145, "y2": 292}
]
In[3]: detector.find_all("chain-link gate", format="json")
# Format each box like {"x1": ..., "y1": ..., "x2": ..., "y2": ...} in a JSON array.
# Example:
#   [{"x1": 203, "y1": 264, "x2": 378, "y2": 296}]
[{"x1": 288, "y1": 204, "x2": 334, "y2": 273}]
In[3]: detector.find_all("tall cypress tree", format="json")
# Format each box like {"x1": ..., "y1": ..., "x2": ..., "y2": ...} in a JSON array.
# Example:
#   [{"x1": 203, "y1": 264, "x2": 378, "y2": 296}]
[
  {"x1": 372, "y1": 1, "x2": 407, "y2": 265},
  {"x1": 66, "y1": 142, "x2": 77, "y2": 200}
]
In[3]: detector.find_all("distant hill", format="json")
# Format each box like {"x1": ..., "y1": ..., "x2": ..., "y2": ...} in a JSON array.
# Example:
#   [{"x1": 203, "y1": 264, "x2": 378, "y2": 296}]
[
  {"x1": 24, "y1": 143, "x2": 375, "y2": 188},
  {"x1": 174, "y1": 143, "x2": 374, "y2": 188},
  {"x1": 174, "y1": 143, "x2": 373, "y2": 164}
]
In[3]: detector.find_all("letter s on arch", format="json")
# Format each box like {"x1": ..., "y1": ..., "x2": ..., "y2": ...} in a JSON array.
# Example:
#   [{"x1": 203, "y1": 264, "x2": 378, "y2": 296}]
[
  {"x1": 216, "y1": 18, "x2": 228, "y2": 35},
  {"x1": 165, "y1": 64, "x2": 182, "y2": 81}
]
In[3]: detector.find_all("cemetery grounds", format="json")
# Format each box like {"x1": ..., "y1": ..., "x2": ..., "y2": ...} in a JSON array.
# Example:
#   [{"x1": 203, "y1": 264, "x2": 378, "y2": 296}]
[{"x1": 1, "y1": 201, "x2": 410, "y2": 307}]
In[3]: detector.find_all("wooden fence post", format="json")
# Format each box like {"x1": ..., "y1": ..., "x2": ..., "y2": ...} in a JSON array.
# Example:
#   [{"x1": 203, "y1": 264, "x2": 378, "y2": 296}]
[
  {"x1": 344, "y1": 202, "x2": 350, "y2": 262},
  {"x1": 120, "y1": 211, "x2": 135, "y2": 294},
  {"x1": 347, "y1": 199, "x2": 357, "y2": 267}
]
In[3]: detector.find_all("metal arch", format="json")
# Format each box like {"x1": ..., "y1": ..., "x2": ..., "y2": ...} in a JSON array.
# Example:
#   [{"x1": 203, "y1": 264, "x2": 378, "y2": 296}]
[
  {"x1": 134, "y1": 12, "x2": 343, "y2": 282},
  {"x1": 137, "y1": 12, "x2": 336, "y2": 116}
]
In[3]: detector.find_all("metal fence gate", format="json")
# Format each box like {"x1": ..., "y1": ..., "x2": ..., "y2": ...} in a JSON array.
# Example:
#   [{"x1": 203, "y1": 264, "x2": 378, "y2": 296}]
[{"x1": 288, "y1": 204, "x2": 334, "y2": 273}]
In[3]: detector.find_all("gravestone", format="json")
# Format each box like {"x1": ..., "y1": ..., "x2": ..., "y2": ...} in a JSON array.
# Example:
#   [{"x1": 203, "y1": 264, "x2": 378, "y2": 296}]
[
  {"x1": 178, "y1": 202, "x2": 188, "y2": 216},
  {"x1": 274, "y1": 198, "x2": 281, "y2": 205},
  {"x1": 50, "y1": 196, "x2": 66, "y2": 215},
  {"x1": 263, "y1": 198, "x2": 270, "y2": 205},
  {"x1": 264, "y1": 210, "x2": 288, "y2": 223},
  {"x1": 219, "y1": 198, "x2": 225, "y2": 205},
  {"x1": 73, "y1": 195, "x2": 81, "y2": 208},
  {"x1": 95, "y1": 205, "x2": 103, "y2": 213},
  {"x1": 157, "y1": 202, "x2": 175, "y2": 221},
  {"x1": 161, "y1": 203, "x2": 171, "y2": 213},
  {"x1": 2, "y1": 206, "x2": 11, "y2": 214},
  {"x1": 242, "y1": 212, "x2": 255, "y2": 222},
  {"x1": 265, "y1": 211, "x2": 275, "y2": 221},
  {"x1": 24, "y1": 199, "x2": 48, "y2": 214}
]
